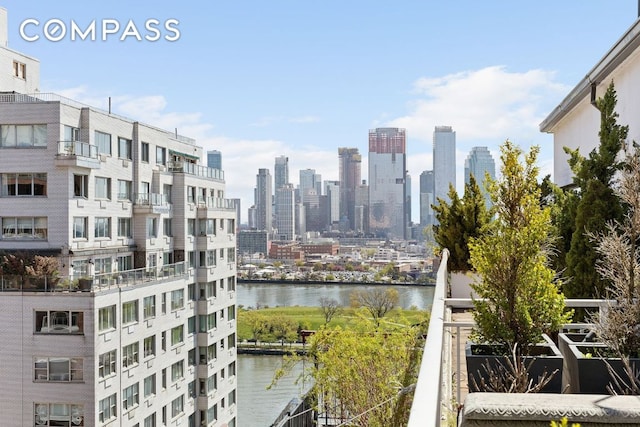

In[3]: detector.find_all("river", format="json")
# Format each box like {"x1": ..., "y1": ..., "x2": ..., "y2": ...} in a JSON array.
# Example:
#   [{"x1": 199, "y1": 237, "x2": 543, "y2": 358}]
[{"x1": 236, "y1": 282, "x2": 434, "y2": 426}]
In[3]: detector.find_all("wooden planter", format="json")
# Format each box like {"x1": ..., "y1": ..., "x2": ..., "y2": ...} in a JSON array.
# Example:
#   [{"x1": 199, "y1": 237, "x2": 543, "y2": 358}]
[
  {"x1": 558, "y1": 332, "x2": 640, "y2": 394},
  {"x1": 466, "y1": 334, "x2": 564, "y2": 393}
]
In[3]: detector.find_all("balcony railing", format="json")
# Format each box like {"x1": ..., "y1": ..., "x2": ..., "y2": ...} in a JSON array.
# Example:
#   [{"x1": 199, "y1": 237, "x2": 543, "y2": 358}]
[
  {"x1": 407, "y1": 250, "x2": 611, "y2": 426},
  {"x1": 168, "y1": 161, "x2": 224, "y2": 181},
  {"x1": 0, "y1": 262, "x2": 186, "y2": 293},
  {"x1": 197, "y1": 197, "x2": 237, "y2": 210},
  {"x1": 57, "y1": 140, "x2": 98, "y2": 159},
  {"x1": 134, "y1": 193, "x2": 169, "y2": 206}
]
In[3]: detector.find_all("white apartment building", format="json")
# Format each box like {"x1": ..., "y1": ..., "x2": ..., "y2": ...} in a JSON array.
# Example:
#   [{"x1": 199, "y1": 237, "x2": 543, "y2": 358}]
[{"x1": 0, "y1": 8, "x2": 237, "y2": 427}]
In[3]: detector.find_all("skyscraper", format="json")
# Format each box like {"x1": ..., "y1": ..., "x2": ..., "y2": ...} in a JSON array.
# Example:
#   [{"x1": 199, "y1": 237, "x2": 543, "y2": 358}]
[
  {"x1": 207, "y1": 149, "x2": 222, "y2": 169},
  {"x1": 465, "y1": 146, "x2": 495, "y2": 206},
  {"x1": 420, "y1": 170, "x2": 435, "y2": 226},
  {"x1": 368, "y1": 127, "x2": 407, "y2": 239},
  {"x1": 433, "y1": 126, "x2": 456, "y2": 204},
  {"x1": 254, "y1": 168, "x2": 272, "y2": 232},
  {"x1": 324, "y1": 180, "x2": 340, "y2": 225},
  {"x1": 299, "y1": 169, "x2": 321, "y2": 202},
  {"x1": 338, "y1": 147, "x2": 361, "y2": 230},
  {"x1": 275, "y1": 184, "x2": 296, "y2": 240},
  {"x1": 274, "y1": 155, "x2": 289, "y2": 191}
]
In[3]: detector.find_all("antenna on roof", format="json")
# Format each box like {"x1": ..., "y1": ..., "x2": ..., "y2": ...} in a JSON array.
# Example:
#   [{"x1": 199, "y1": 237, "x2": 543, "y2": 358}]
[
  {"x1": 108, "y1": 97, "x2": 111, "y2": 114},
  {"x1": 175, "y1": 128, "x2": 178, "y2": 138}
]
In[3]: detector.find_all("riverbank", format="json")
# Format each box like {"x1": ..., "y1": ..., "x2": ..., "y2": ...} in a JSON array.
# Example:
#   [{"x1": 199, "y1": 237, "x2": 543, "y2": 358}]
[{"x1": 239, "y1": 278, "x2": 435, "y2": 286}]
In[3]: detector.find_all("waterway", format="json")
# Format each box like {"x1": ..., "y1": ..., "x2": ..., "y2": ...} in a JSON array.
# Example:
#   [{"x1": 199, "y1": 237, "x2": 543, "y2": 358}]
[{"x1": 236, "y1": 282, "x2": 434, "y2": 426}]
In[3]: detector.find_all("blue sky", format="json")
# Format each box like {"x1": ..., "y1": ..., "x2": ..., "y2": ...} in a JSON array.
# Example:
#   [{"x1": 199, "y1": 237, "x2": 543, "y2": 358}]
[{"x1": 2, "y1": 1, "x2": 638, "y2": 223}]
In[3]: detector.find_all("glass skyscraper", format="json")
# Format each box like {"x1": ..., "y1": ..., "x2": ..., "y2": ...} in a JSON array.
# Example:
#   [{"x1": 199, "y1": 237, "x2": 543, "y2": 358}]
[
  {"x1": 433, "y1": 126, "x2": 456, "y2": 205},
  {"x1": 465, "y1": 146, "x2": 495, "y2": 207}
]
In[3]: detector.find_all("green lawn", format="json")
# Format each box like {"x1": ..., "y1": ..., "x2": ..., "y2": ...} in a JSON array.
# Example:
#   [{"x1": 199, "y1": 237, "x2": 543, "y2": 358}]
[{"x1": 237, "y1": 305, "x2": 429, "y2": 342}]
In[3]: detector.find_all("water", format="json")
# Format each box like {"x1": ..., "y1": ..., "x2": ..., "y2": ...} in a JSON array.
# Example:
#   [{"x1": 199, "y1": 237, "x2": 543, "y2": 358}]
[
  {"x1": 236, "y1": 282, "x2": 434, "y2": 426},
  {"x1": 237, "y1": 281, "x2": 435, "y2": 310}
]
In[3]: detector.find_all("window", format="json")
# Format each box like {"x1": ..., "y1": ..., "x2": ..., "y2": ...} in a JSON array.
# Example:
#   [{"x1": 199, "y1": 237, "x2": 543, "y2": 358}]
[
  {"x1": 98, "y1": 305, "x2": 116, "y2": 331},
  {"x1": 73, "y1": 174, "x2": 88, "y2": 198},
  {"x1": 144, "y1": 335, "x2": 155, "y2": 358},
  {"x1": 161, "y1": 331, "x2": 166, "y2": 351},
  {"x1": 122, "y1": 300, "x2": 138, "y2": 325},
  {"x1": 95, "y1": 131, "x2": 111, "y2": 155},
  {"x1": 187, "y1": 219, "x2": 195, "y2": 236},
  {"x1": 35, "y1": 310, "x2": 83, "y2": 334},
  {"x1": 228, "y1": 276, "x2": 236, "y2": 291},
  {"x1": 98, "y1": 394, "x2": 117, "y2": 423},
  {"x1": 187, "y1": 186, "x2": 196, "y2": 203},
  {"x1": 34, "y1": 357, "x2": 83, "y2": 382},
  {"x1": 94, "y1": 257, "x2": 112, "y2": 274},
  {"x1": 98, "y1": 350, "x2": 116, "y2": 378},
  {"x1": 0, "y1": 124, "x2": 46, "y2": 147},
  {"x1": 64, "y1": 125, "x2": 80, "y2": 142},
  {"x1": 161, "y1": 368, "x2": 167, "y2": 389},
  {"x1": 144, "y1": 413, "x2": 156, "y2": 427},
  {"x1": 143, "y1": 296, "x2": 156, "y2": 319},
  {"x1": 188, "y1": 380, "x2": 196, "y2": 398},
  {"x1": 122, "y1": 382, "x2": 139, "y2": 411},
  {"x1": 140, "y1": 181, "x2": 150, "y2": 201},
  {"x1": 199, "y1": 219, "x2": 215, "y2": 235},
  {"x1": 118, "y1": 255, "x2": 133, "y2": 271},
  {"x1": 122, "y1": 342, "x2": 139, "y2": 368},
  {"x1": 163, "y1": 184, "x2": 172, "y2": 203},
  {"x1": 1, "y1": 216, "x2": 47, "y2": 240},
  {"x1": 95, "y1": 177, "x2": 111, "y2": 200},
  {"x1": 188, "y1": 316, "x2": 196, "y2": 334},
  {"x1": 118, "y1": 137, "x2": 132, "y2": 159},
  {"x1": 171, "y1": 325, "x2": 184, "y2": 346},
  {"x1": 117, "y1": 217, "x2": 132, "y2": 237},
  {"x1": 13, "y1": 60, "x2": 26, "y2": 79},
  {"x1": 171, "y1": 395, "x2": 184, "y2": 418},
  {"x1": 207, "y1": 404, "x2": 217, "y2": 424},
  {"x1": 171, "y1": 289, "x2": 184, "y2": 311},
  {"x1": 141, "y1": 142, "x2": 149, "y2": 162},
  {"x1": 188, "y1": 282, "x2": 196, "y2": 300},
  {"x1": 0, "y1": 173, "x2": 46, "y2": 196},
  {"x1": 73, "y1": 217, "x2": 88, "y2": 239},
  {"x1": 228, "y1": 248, "x2": 236, "y2": 262},
  {"x1": 163, "y1": 218, "x2": 172, "y2": 237},
  {"x1": 117, "y1": 180, "x2": 132, "y2": 201},
  {"x1": 228, "y1": 361, "x2": 236, "y2": 377},
  {"x1": 171, "y1": 360, "x2": 184, "y2": 382},
  {"x1": 156, "y1": 146, "x2": 166, "y2": 165},
  {"x1": 188, "y1": 348, "x2": 196, "y2": 366},
  {"x1": 228, "y1": 333, "x2": 236, "y2": 350},
  {"x1": 147, "y1": 217, "x2": 157, "y2": 238},
  {"x1": 199, "y1": 313, "x2": 216, "y2": 333},
  {"x1": 228, "y1": 305, "x2": 236, "y2": 320},
  {"x1": 228, "y1": 218, "x2": 235, "y2": 233},
  {"x1": 207, "y1": 373, "x2": 217, "y2": 392},
  {"x1": 229, "y1": 389, "x2": 236, "y2": 405},
  {"x1": 34, "y1": 404, "x2": 84, "y2": 427},
  {"x1": 94, "y1": 217, "x2": 111, "y2": 238},
  {"x1": 144, "y1": 374, "x2": 156, "y2": 398}
]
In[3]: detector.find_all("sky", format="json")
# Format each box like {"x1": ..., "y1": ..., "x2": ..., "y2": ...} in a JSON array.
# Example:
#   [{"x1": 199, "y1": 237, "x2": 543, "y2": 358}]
[{"x1": 2, "y1": 1, "x2": 638, "y2": 223}]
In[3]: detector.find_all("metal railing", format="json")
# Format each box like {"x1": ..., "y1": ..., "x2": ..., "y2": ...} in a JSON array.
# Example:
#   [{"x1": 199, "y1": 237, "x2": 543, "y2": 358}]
[
  {"x1": 197, "y1": 197, "x2": 237, "y2": 210},
  {"x1": 168, "y1": 161, "x2": 225, "y2": 181},
  {"x1": 57, "y1": 140, "x2": 98, "y2": 159},
  {"x1": 134, "y1": 193, "x2": 169, "y2": 206},
  {"x1": 407, "y1": 252, "x2": 611, "y2": 426},
  {"x1": 0, "y1": 262, "x2": 186, "y2": 293}
]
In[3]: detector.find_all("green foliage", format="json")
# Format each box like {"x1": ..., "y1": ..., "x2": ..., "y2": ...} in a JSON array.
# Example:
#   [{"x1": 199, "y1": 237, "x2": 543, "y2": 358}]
[
  {"x1": 564, "y1": 82, "x2": 625, "y2": 300},
  {"x1": 433, "y1": 175, "x2": 491, "y2": 272},
  {"x1": 469, "y1": 141, "x2": 571, "y2": 355},
  {"x1": 274, "y1": 318, "x2": 428, "y2": 426},
  {"x1": 350, "y1": 287, "x2": 399, "y2": 326},
  {"x1": 550, "y1": 417, "x2": 581, "y2": 427}
]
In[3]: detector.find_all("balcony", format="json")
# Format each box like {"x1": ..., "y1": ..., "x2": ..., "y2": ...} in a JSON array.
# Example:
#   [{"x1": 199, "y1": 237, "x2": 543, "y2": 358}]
[
  {"x1": 133, "y1": 193, "x2": 171, "y2": 214},
  {"x1": 168, "y1": 161, "x2": 224, "y2": 181},
  {"x1": 54, "y1": 140, "x2": 100, "y2": 169},
  {"x1": 0, "y1": 262, "x2": 186, "y2": 293},
  {"x1": 196, "y1": 197, "x2": 237, "y2": 215},
  {"x1": 407, "y1": 251, "x2": 640, "y2": 426}
]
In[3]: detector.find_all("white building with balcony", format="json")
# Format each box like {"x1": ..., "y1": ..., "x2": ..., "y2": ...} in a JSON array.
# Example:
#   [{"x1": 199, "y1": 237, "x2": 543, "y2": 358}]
[{"x1": 0, "y1": 8, "x2": 237, "y2": 427}]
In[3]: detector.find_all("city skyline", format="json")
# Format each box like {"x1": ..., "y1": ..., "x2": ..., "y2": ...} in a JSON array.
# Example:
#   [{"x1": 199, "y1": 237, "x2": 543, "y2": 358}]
[{"x1": 1, "y1": 2, "x2": 637, "y2": 222}]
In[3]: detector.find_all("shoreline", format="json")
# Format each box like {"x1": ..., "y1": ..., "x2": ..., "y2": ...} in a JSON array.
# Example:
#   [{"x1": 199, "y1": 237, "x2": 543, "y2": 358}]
[{"x1": 238, "y1": 278, "x2": 435, "y2": 287}]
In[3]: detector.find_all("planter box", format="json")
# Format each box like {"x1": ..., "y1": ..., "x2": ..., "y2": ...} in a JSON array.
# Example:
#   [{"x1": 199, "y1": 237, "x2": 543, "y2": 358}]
[
  {"x1": 449, "y1": 271, "x2": 479, "y2": 299},
  {"x1": 466, "y1": 334, "x2": 563, "y2": 393},
  {"x1": 558, "y1": 333, "x2": 640, "y2": 394}
]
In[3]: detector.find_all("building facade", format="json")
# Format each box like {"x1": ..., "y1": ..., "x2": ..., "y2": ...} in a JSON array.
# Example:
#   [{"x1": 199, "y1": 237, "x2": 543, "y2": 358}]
[
  {"x1": 464, "y1": 146, "x2": 495, "y2": 207},
  {"x1": 275, "y1": 184, "x2": 296, "y2": 241},
  {"x1": 338, "y1": 147, "x2": 361, "y2": 231},
  {"x1": 433, "y1": 126, "x2": 456, "y2": 205},
  {"x1": 0, "y1": 10, "x2": 237, "y2": 426},
  {"x1": 254, "y1": 168, "x2": 272, "y2": 233},
  {"x1": 419, "y1": 170, "x2": 435, "y2": 226},
  {"x1": 368, "y1": 128, "x2": 407, "y2": 239},
  {"x1": 206, "y1": 150, "x2": 222, "y2": 170}
]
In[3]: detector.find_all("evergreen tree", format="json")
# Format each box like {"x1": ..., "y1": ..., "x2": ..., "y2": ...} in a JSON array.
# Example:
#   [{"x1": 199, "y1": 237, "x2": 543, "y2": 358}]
[
  {"x1": 432, "y1": 174, "x2": 490, "y2": 272},
  {"x1": 564, "y1": 82, "x2": 625, "y2": 299}
]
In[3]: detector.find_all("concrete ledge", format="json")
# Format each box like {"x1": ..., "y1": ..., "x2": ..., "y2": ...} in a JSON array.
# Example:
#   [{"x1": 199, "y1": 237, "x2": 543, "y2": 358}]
[{"x1": 460, "y1": 393, "x2": 640, "y2": 426}]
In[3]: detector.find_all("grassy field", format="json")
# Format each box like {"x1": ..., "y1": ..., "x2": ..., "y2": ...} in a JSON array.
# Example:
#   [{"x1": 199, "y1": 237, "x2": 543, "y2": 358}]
[{"x1": 237, "y1": 305, "x2": 429, "y2": 342}]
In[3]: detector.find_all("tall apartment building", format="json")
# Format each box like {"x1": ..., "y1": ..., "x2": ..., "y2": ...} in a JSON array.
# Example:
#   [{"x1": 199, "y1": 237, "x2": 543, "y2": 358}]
[
  {"x1": 254, "y1": 168, "x2": 272, "y2": 233},
  {"x1": 206, "y1": 150, "x2": 222, "y2": 170},
  {"x1": 368, "y1": 128, "x2": 407, "y2": 239},
  {"x1": 273, "y1": 155, "x2": 289, "y2": 191},
  {"x1": 324, "y1": 180, "x2": 340, "y2": 226},
  {"x1": 464, "y1": 146, "x2": 495, "y2": 207},
  {"x1": 0, "y1": 10, "x2": 237, "y2": 426},
  {"x1": 338, "y1": 147, "x2": 361, "y2": 231},
  {"x1": 275, "y1": 184, "x2": 296, "y2": 241},
  {"x1": 433, "y1": 126, "x2": 456, "y2": 205},
  {"x1": 419, "y1": 170, "x2": 435, "y2": 226}
]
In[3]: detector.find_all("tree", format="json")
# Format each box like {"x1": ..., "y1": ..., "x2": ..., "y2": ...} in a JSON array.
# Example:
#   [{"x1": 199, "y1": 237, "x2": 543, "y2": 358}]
[
  {"x1": 269, "y1": 315, "x2": 298, "y2": 346},
  {"x1": 564, "y1": 82, "x2": 625, "y2": 300},
  {"x1": 274, "y1": 319, "x2": 427, "y2": 426},
  {"x1": 242, "y1": 311, "x2": 270, "y2": 346},
  {"x1": 433, "y1": 174, "x2": 490, "y2": 272},
  {"x1": 469, "y1": 141, "x2": 571, "y2": 356},
  {"x1": 319, "y1": 297, "x2": 342, "y2": 324},
  {"x1": 350, "y1": 287, "x2": 399, "y2": 325}
]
